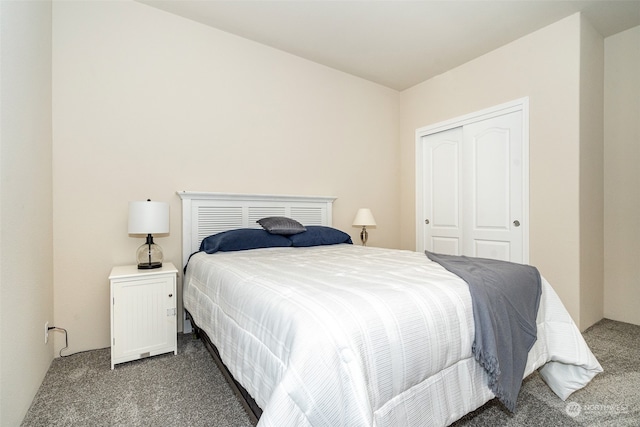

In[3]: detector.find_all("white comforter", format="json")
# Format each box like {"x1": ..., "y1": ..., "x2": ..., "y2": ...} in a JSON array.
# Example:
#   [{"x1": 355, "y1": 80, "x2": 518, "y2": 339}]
[{"x1": 183, "y1": 244, "x2": 602, "y2": 427}]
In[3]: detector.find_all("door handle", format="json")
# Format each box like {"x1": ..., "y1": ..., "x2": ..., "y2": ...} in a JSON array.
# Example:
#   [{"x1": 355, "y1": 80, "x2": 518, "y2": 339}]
[
  {"x1": 425, "y1": 219, "x2": 430, "y2": 225},
  {"x1": 513, "y1": 220, "x2": 520, "y2": 227}
]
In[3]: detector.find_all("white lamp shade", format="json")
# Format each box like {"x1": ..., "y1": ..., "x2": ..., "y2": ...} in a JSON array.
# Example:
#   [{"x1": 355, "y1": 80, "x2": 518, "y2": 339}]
[
  {"x1": 352, "y1": 208, "x2": 376, "y2": 227},
  {"x1": 128, "y1": 200, "x2": 169, "y2": 234}
]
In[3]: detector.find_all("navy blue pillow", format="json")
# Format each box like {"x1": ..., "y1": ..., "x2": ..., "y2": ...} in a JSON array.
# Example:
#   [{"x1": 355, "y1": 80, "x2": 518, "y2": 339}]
[
  {"x1": 199, "y1": 229, "x2": 292, "y2": 254},
  {"x1": 287, "y1": 226, "x2": 353, "y2": 247}
]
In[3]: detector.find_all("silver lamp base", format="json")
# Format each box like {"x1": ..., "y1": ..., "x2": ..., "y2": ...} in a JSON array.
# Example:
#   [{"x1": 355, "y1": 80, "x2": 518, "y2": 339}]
[{"x1": 360, "y1": 226, "x2": 369, "y2": 246}]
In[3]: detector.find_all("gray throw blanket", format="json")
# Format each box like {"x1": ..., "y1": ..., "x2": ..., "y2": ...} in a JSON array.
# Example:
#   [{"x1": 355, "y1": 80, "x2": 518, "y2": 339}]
[{"x1": 425, "y1": 251, "x2": 541, "y2": 412}]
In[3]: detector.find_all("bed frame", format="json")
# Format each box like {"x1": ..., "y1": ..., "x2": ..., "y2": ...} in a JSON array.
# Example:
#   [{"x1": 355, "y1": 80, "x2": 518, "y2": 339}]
[
  {"x1": 178, "y1": 191, "x2": 336, "y2": 268},
  {"x1": 177, "y1": 191, "x2": 337, "y2": 425}
]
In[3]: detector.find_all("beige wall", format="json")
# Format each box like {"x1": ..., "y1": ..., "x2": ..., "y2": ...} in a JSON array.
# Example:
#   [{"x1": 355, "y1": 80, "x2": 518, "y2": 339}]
[
  {"x1": 0, "y1": 1, "x2": 54, "y2": 425},
  {"x1": 604, "y1": 26, "x2": 640, "y2": 325},
  {"x1": 399, "y1": 14, "x2": 601, "y2": 329},
  {"x1": 52, "y1": 0, "x2": 400, "y2": 353},
  {"x1": 579, "y1": 16, "x2": 605, "y2": 330}
]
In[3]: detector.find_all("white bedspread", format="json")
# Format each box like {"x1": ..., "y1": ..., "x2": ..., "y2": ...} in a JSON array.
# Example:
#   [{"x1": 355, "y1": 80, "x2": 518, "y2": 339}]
[{"x1": 183, "y1": 244, "x2": 602, "y2": 427}]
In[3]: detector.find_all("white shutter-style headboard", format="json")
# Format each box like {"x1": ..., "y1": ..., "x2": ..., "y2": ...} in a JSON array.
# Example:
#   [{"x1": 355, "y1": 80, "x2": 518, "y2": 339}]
[{"x1": 178, "y1": 191, "x2": 336, "y2": 268}]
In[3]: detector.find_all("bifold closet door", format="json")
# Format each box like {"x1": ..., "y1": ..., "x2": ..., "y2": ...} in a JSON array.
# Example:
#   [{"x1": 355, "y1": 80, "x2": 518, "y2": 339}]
[{"x1": 421, "y1": 111, "x2": 524, "y2": 263}]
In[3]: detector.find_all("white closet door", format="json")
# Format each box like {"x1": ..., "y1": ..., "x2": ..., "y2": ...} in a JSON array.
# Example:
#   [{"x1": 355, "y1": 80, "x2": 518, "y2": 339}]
[
  {"x1": 463, "y1": 111, "x2": 523, "y2": 262},
  {"x1": 422, "y1": 127, "x2": 463, "y2": 255},
  {"x1": 419, "y1": 109, "x2": 525, "y2": 263}
]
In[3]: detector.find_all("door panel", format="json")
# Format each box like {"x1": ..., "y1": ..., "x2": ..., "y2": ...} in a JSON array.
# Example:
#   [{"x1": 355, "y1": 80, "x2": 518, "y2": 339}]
[
  {"x1": 422, "y1": 127, "x2": 463, "y2": 255},
  {"x1": 432, "y1": 237, "x2": 460, "y2": 255},
  {"x1": 473, "y1": 128, "x2": 510, "y2": 229},
  {"x1": 112, "y1": 276, "x2": 175, "y2": 360},
  {"x1": 475, "y1": 239, "x2": 510, "y2": 261},
  {"x1": 463, "y1": 111, "x2": 523, "y2": 262}
]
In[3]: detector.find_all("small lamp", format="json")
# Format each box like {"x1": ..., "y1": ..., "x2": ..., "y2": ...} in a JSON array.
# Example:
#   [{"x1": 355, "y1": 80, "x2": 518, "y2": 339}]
[
  {"x1": 352, "y1": 208, "x2": 376, "y2": 246},
  {"x1": 128, "y1": 199, "x2": 169, "y2": 269}
]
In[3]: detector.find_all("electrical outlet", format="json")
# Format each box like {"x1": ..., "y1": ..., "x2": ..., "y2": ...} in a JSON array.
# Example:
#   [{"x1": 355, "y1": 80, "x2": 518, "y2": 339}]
[{"x1": 45, "y1": 321, "x2": 49, "y2": 344}]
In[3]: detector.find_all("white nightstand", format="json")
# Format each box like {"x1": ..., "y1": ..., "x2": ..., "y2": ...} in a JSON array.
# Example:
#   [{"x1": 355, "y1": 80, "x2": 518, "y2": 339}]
[{"x1": 109, "y1": 262, "x2": 178, "y2": 369}]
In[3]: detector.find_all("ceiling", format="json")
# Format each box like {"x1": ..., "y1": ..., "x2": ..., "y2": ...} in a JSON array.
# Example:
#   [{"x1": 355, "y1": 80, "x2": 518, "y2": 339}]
[{"x1": 138, "y1": 0, "x2": 640, "y2": 91}]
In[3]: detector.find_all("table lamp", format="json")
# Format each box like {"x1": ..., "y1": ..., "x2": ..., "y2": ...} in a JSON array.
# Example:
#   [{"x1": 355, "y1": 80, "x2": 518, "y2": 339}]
[
  {"x1": 128, "y1": 199, "x2": 169, "y2": 269},
  {"x1": 352, "y1": 208, "x2": 376, "y2": 246}
]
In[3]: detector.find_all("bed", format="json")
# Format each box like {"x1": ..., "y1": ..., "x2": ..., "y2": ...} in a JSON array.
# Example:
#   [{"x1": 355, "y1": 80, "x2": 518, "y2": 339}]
[{"x1": 178, "y1": 191, "x2": 602, "y2": 427}]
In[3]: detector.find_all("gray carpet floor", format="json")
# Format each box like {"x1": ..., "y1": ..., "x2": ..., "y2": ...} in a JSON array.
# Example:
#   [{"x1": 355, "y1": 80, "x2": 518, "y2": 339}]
[{"x1": 21, "y1": 318, "x2": 639, "y2": 426}]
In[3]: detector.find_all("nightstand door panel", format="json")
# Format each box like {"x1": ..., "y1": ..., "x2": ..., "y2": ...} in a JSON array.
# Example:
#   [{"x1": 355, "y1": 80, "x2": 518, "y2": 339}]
[{"x1": 111, "y1": 275, "x2": 176, "y2": 365}]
